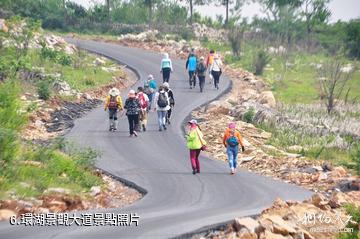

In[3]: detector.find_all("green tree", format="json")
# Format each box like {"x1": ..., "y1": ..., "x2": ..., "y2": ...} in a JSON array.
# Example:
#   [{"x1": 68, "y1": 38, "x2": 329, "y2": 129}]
[
  {"x1": 302, "y1": 0, "x2": 331, "y2": 50},
  {"x1": 344, "y1": 19, "x2": 360, "y2": 60}
]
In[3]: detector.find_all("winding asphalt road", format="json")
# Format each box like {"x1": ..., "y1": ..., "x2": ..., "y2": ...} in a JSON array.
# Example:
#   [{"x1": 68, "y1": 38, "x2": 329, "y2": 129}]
[{"x1": 0, "y1": 40, "x2": 312, "y2": 238}]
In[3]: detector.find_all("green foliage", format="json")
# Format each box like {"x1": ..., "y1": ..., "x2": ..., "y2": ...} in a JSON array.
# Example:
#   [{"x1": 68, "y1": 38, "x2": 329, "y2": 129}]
[
  {"x1": 40, "y1": 44, "x2": 72, "y2": 66},
  {"x1": 344, "y1": 19, "x2": 360, "y2": 60},
  {"x1": 350, "y1": 143, "x2": 360, "y2": 175},
  {"x1": 253, "y1": 50, "x2": 271, "y2": 75},
  {"x1": 242, "y1": 107, "x2": 255, "y2": 123},
  {"x1": 338, "y1": 204, "x2": 360, "y2": 239},
  {"x1": 227, "y1": 25, "x2": 245, "y2": 58},
  {"x1": 37, "y1": 80, "x2": 51, "y2": 100}
]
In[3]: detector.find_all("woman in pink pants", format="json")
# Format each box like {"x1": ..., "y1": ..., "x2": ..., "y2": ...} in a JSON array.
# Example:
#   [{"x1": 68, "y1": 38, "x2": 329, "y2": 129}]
[{"x1": 186, "y1": 119, "x2": 207, "y2": 174}]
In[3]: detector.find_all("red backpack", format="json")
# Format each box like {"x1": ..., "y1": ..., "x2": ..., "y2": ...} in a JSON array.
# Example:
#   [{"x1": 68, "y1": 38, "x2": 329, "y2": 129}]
[
  {"x1": 138, "y1": 93, "x2": 148, "y2": 109},
  {"x1": 108, "y1": 96, "x2": 118, "y2": 109}
]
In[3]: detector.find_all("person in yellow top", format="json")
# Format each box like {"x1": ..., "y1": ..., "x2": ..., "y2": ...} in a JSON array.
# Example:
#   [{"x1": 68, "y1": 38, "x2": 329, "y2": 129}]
[
  {"x1": 223, "y1": 122, "x2": 245, "y2": 174},
  {"x1": 104, "y1": 87, "x2": 123, "y2": 132},
  {"x1": 186, "y1": 119, "x2": 207, "y2": 174}
]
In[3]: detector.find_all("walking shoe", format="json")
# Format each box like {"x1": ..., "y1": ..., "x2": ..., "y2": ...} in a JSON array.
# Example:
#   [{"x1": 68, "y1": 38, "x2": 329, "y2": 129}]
[
  {"x1": 231, "y1": 168, "x2": 235, "y2": 174},
  {"x1": 190, "y1": 86, "x2": 192, "y2": 89},
  {"x1": 133, "y1": 131, "x2": 138, "y2": 137},
  {"x1": 192, "y1": 169, "x2": 196, "y2": 175},
  {"x1": 142, "y1": 124, "x2": 146, "y2": 132},
  {"x1": 196, "y1": 169, "x2": 200, "y2": 174},
  {"x1": 159, "y1": 127, "x2": 163, "y2": 131},
  {"x1": 163, "y1": 125, "x2": 167, "y2": 130}
]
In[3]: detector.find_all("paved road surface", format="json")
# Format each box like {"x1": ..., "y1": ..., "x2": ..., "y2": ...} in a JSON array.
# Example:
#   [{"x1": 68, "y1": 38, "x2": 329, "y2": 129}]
[{"x1": 0, "y1": 40, "x2": 312, "y2": 239}]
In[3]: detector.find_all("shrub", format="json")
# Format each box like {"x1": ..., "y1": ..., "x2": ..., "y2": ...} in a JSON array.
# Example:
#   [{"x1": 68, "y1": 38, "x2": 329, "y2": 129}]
[
  {"x1": 253, "y1": 50, "x2": 271, "y2": 75},
  {"x1": 37, "y1": 80, "x2": 51, "y2": 100},
  {"x1": 243, "y1": 107, "x2": 255, "y2": 123},
  {"x1": 351, "y1": 143, "x2": 360, "y2": 175},
  {"x1": 227, "y1": 26, "x2": 244, "y2": 58},
  {"x1": 57, "y1": 53, "x2": 72, "y2": 66},
  {"x1": 339, "y1": 204, "x2": 360, "y2": 239}
]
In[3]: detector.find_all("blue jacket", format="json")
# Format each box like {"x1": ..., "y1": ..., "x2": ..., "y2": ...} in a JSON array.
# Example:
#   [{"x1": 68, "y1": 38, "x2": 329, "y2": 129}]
[{"x1": 186, "y1": 55, "x2": 197, "y2": 71}]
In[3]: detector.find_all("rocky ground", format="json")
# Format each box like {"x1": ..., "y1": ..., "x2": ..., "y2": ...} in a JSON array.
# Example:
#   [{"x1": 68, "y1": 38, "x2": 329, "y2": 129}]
[{"x1": 0, "y1": 171, "x2": 142, "y2": 221}]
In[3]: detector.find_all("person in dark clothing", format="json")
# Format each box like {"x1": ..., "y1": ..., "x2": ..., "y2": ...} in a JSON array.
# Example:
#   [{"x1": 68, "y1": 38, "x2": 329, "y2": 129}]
[
  {"x1": 196, "y1": 56, "x2": 207, "y2": 93},
  {"x1": 124, "y1": 90, "x2": 141, "y2": 137},
  {"x1": 186, "y1": 49, "x2": 197, "y2": 89},
  {"x1": 163, "y1": 82, "x2": 175, "y2": 125}
]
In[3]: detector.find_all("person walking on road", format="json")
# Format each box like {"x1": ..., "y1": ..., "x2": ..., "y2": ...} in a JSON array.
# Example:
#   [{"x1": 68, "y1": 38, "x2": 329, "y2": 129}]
[
  {"x1": 124, "y1": 90, "x2": 141, "y2": 137},
  {"x1": 196, "y1": 56, "x2": 207, "y2": 93},
  {"x1": 163, "y1": 82, "x2": 175, "y2": 125},
  {"x1": 223, "y1": 122, "x2": 245, "y2": 174},
  {"x1": 210, "y1": 54, "x2": 223, "y2": 90},
  {"x1": 104, "y1": 87, "x2": 123, "y2": 132},
  {"x1": 154, "y1": 85, "x2": 170, "y2": 131},
  {"x1": 160, "y1": 53, "x2": 173, "y2": 83},
  {"x1": 186, "y1": 119, "x2": 207, "y2": 174},
  {"x1": 137, "y1": 87, "x2": 150, "y2": 132},
  {"x1": 206, "y1": 49, "x2": 215, "y2": 84},
  {"x1": 186, "y1": 50, "x2": 197, "y2": 89},
  {"x1": 144, "y1": 74, "x2": 157, "y2": 110}
]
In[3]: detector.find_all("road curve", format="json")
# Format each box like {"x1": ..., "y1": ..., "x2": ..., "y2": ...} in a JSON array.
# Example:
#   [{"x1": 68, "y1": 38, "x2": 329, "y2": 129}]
[{"x1": 0, "y1": 40, "x2": 312, "y2": 239}]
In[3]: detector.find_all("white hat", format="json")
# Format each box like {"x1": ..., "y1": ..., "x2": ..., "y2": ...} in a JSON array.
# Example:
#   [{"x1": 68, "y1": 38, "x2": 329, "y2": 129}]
[
  {"x1": 148, "y1": 74, "x2": 154, "y2": 80},
  {"x1": 128, "y1": 89, "x2": 136, "y2": 98},
  {"x1": 188, "y1": 119, "x2": 198, "y2": 125},
  {"x1": 163, "y1": 82, "x2": 169, "y2": 88},
  {"x1": 109, "y1": 87, "x2": 120, "y2": 96}
]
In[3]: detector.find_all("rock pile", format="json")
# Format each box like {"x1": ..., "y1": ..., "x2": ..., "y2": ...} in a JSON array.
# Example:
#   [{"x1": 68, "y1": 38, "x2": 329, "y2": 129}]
[
  {"x1": 192, "y1": 23, "x2": 227, "y2": 42},
  {"x1": 198, "y1": 196, "x2": 359, "y2": 239},
  {"x1": 0, "y1": 173, "x2": 142, "y2": 221}
]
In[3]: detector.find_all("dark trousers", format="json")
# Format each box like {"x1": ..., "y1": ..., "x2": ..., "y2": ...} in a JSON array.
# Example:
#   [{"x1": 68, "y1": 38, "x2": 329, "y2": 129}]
[
  {"x1": 211, "y1": 70, "x2": 221, "y2": 88},
  {"x1": 190, "y1": 149, "x2": 201, "y2": 172},
  {"x1": 127, "y1": 114, "x2": 139, "y2": 135},
  {"x1": 198, "y1": 76, "x2": 205, "y2": 92},
  {"x1": 188, "y1": 71, "x2": 196, "y2": 87},
  {"x1": 108, "y1": 108, "x2": 118, "y2": 120},
  {"x1": 162, "y1": 68, "x2": 171, "y2": 82},
  {"x1": 167, "y1": 107, "x2": 173, "y2": 122}
]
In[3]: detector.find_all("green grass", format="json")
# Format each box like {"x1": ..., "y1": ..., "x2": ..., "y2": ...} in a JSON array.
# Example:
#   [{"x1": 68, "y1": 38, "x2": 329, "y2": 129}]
[
  {"x1": 27, "y1": 49, "x2": 125, "y2": 92},
  {"x1": 203, "y1": 40, "x2": 360, "y2": 104}
]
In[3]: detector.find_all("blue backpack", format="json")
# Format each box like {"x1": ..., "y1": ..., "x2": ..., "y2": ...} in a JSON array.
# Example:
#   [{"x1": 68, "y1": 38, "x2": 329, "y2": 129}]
[{"x1": 227, "y1": 135, "x2": 239, "y2": 147}]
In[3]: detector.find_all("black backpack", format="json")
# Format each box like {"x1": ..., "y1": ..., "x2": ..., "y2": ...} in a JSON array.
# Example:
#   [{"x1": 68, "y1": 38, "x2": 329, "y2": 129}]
[{"x1": 157, "y1": 92, "x2": 168, "y2": 108}]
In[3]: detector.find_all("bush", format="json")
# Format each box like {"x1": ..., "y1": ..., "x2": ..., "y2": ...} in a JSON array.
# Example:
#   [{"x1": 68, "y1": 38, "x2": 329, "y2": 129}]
[
  {"x1": 57, "y1": 53, "x2": 72, "y2": 66},
  {"x1": 228, "y1": 26, "x2": 244, "y2": 58},
  {"x1": 253, "y1": 50, "x2": 271, "y2": 75},
  {"x1": 37, "y1": 80, "x2": 51, "y2": 100},
  {"x1": 351, "y1": 143, "x2": 360, "y2": 175},
  {"x1": 344, "y1": 19, "x2": 360, "y2": 60},
  {"x1": 339, "y1": 204, "x2": 360, "y2": 239},
  {"x1": 243, "y1": 107, "x2": 255, "y2": 123}
]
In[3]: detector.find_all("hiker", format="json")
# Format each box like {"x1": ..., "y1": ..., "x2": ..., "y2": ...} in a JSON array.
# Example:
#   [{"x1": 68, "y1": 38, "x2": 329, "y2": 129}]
[
  {"x1": 124, "y1": 90, "x2": 141, "y2": 137},
  {"x1": 154, "y1": 85, "x2": 170, "y2": 131},
  {"x1": 186, "y1": 49, "x2": 197, "y2": 89},
  {"x1": 196, "y1": 56, "x2": 207, "y2": 93},
  {"x1": 163, "y1": 82, "x2": 175, "y2": 125},
  {"x1": 137, "y1": 87, "x2": 150, "y2": 132},
  {"x1": 223, "y1": 122, "x2": 245, "y2": 174},
  {"x1": 144, "y1": 74, "x2": 157, "y2": 110},
  {"x1": 186, "y1": 119, "x2": 207, "y2": 174},
  {"x1": 210, "y1": 54, "x2": 223, "y2": 90},
  {"x1": 206, "y1": 49, "x2": 215, "y2": 84},
  {"x1": 160, "y1": 53, "x2": 173, "y2": 83},
  {"x1": 104, "y1": 87, "x2": 123, "y2": 132}
]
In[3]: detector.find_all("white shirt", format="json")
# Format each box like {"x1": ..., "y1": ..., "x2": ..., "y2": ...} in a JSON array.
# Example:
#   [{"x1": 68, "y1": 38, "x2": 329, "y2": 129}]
[
  {"x1": 210, "y1": 59, "x2": 223, "y2": 72},
  {"x1": 154, "y1": 91, "x2": 171, "y2": 111}
]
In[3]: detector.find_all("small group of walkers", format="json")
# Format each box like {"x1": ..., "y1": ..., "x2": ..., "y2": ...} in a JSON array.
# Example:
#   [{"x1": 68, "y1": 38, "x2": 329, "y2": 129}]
[
  {"x1": 104, "y1": 74, "x2": 175, "y2": 136},
  {"x1": 160, "y1": 49, "x2": 223, "y2": 92},
  {"x1": 185, "y1": 120, "x2": 245, "y2": 175},
  {"x1": 105, "y1": 49, "x2": 243, "y2": 175}
]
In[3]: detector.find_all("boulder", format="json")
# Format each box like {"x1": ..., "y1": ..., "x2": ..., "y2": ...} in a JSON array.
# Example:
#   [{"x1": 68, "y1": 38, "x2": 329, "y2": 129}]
[
  {"x1": 329, "y1": 192, "x2": 349, "y2": 208},
  {"x1": 94, "y1": 57, "x2": 106, "y2": 66},
  {"x1": 310, "y1": 193, "x2": 330, "y2": 210},
  {"x1": 237, "y1": 228, "x2": 258, "y2": 239},
  {"x1": 90, "y1": 186, "x2": 101, "y2": 197},
  {"x1": 233, "y1": 217, "x2": 262, "y2": 234},
  {"x1": 262, "y1": 215, "x2": 296, "y2": 235},
  {"x1": 261, "y1": 230, "x2": 288, "y2": 239},
  {"x1": 47, "y1": 200, "x2": 67, "y2": 212},
  {"x1": 0, "y1": 19, "x2": 8, "y2": 33},
  {"x1": 44, "y1": 187, "x2": 71, "y2": 195},
  {"x1": 259, "y1": 91, "x2": 276, "y2": 108},
  {"x1": 0, "y1": 209, "x2": 16, "y2": 221},
  {"x1": 330, "y1": 166, "x2": 347, "y2": 178},
  {"x1": 206, "y1": 100, "x2": 232, "y2": 115}
]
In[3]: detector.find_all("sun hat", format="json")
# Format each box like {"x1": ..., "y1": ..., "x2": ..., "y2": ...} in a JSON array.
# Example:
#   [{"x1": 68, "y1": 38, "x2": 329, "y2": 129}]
[
  {"x1": 148, "y1": 74, "x2": 154, "y2": 80},
  {"x1": 228, "y1": 122, "x2": 236, "y2": 129},
  {"x1": 188, "y1": 119, "x2": 198, "y2": 125},
  {"x1": 200, "y1": 56, "x2": 205, "y2": 61},
  {"x1": 163, "y1": 82, "x2": 169, "y2": 88},
  {"x1": 109, "y1": 87, "x2": 120, "y2": 97},
  {"x1": 128, "y1": 89, "x2": 136, "y2": 98}
]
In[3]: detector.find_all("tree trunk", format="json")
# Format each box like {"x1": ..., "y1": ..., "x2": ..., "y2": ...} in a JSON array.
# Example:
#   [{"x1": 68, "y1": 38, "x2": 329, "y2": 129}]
[
  {"x1": 189, "y1": 0, "x2": 193, "y2": 24},
  {"x1": 225, "y1": 0, "x2": 229, "y2": 25},
  {"x1": 148, "y1": 0, "x2": 152, "y2": 29},
  {"x1": 106, "y1": 0, "x2": 110, "y2": 22}
]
